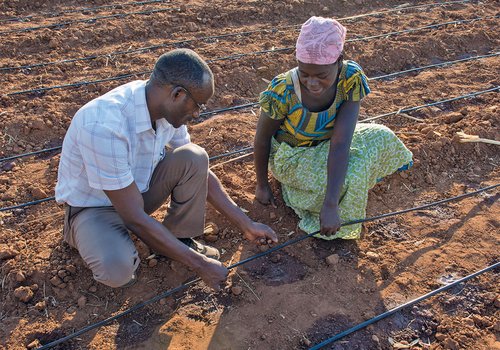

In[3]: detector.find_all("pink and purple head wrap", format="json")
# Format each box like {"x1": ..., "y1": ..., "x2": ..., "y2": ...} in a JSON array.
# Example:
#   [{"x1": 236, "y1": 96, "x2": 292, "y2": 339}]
[{"x1": 296, "y1": 16, "x2": 347, "y2": 65}]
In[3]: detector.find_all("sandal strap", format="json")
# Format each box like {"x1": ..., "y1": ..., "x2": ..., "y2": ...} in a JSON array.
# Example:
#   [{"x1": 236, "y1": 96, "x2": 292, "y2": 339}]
[{"x1": 179, "y1": 238, "x2": 219, "y2": 260}]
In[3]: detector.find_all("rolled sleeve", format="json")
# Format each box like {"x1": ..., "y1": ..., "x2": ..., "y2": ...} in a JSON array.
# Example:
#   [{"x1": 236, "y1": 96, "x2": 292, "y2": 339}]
[
  {"x1": 259, "y1": 74, "x2": 289, "y2": 121},
  {"x1": 346, "y1": 72, "x2": 371, "y2": 102},
  {"x1": 78, "y1": 123, "x2": 134, "y2": 191},
  {"x1": 344, "y1": 61, "x2": 371, "y2": 102}
]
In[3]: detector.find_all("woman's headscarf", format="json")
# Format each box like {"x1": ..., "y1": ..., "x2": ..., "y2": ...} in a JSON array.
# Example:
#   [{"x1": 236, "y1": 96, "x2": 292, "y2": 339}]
[{"x1": 296, "y1": 16, "x2": 347, "y2": 65}]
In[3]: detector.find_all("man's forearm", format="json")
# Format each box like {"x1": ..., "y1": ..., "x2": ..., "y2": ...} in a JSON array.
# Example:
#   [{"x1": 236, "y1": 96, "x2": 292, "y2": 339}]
[{"x1": 125, "y1": 212, "x2": 207, "y2": 269}]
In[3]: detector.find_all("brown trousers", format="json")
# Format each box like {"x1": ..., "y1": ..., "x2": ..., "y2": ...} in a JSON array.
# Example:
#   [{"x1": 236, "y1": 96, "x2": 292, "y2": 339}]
[{"x1": 63, "y1": 143, "x2": 208, "y2": 288}]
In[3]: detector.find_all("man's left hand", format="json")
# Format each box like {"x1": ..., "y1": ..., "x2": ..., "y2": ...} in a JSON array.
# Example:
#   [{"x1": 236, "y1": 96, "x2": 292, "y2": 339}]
[{"x1": 243, "y1": 222, "x2": 278, "y2": 245}]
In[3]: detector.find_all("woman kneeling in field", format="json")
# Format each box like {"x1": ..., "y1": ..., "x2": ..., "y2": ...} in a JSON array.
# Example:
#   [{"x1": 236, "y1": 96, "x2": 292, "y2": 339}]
[{"x1": 254, "y1": 16, "x2": 413, "y2": 240}]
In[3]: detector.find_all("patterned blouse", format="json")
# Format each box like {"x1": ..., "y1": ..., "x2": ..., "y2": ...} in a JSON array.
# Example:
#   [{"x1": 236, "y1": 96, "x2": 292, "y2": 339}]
[{"x1": 259, "y1": 60, "x2": 370, "y2": 147}]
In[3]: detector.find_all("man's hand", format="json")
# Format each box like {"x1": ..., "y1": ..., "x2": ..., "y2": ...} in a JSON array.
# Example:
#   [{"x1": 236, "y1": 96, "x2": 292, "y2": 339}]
[
  {"x1": 320, "y1": 203, "x2": 342, "y2": 237},
  {"x1": 104, "y1": 182, "x2": 230, "y2": 292},
  {"x1": 255, "y1": 183, "x2": 276, "y2": 207},
  {"x1": 193, "y1": 256, "x2": 229, "y2": 291},
  {"x1": 206, "y1": 171, "x2": 278, "y2": 246},
  {"x1": 243, "y1": 221, "x2": 278, "y2": 245}
]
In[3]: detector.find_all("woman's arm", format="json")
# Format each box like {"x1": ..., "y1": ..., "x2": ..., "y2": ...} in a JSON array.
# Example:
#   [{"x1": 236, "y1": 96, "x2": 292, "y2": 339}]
[
  {"x1": 253, "y1": 110, "x2": 282, "y2": 206},
  {"x1": 320, "y1": 100, "x2": 360, "y2": 236}
]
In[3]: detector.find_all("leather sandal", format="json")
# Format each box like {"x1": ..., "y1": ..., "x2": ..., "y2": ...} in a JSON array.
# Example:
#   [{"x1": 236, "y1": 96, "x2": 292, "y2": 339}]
[{"x1": 179, "y1": 238, "x2": 220, "y2": 260}]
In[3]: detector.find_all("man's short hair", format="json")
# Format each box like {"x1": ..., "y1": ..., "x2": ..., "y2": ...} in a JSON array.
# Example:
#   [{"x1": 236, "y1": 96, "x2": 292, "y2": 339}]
[{"x1": 150, "y1": 49, "x2": 213, "y2": 90}]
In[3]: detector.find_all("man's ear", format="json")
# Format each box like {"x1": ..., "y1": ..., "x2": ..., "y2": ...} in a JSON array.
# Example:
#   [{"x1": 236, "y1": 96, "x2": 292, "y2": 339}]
[{"x1": 171, "y1": 86, "x2": 184, "y2": 101}]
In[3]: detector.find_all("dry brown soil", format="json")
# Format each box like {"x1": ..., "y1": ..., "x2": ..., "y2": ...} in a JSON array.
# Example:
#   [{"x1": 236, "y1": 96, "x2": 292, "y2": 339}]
[{"x1": 0, "y1": 0, "x2": 499, "y2": 349}]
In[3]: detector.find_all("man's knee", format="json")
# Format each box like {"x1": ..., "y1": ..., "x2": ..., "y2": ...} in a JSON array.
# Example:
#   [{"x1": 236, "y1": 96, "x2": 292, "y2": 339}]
[
  {"x1": 173, "y1": 143, "x2": 209, "y2": 170},
  {"x1": 92, "y1": 253, "x2": 138, "y2": 288}
]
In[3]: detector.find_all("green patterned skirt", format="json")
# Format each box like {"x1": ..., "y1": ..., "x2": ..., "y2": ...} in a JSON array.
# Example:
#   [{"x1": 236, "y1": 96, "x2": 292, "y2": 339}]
[{"x1": 269, "y1": 123, "x2": 413, "y2": 240}]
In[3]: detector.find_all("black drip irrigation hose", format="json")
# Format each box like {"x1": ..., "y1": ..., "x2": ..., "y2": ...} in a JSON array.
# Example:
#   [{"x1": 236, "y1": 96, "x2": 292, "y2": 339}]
[
  {"x1": 310, "y1": 261, "x2": 500, "y2": 350},
  {"x1": 0, "y1": 0, "x2": 471, "y2": 25},
  {"x1": 347, "y1": 15, "x2": 498, "y2": 44},
  {"x1": 0, "y1": 146, "x2": 64, "y2": 164},
  {"x1": 0, "y1": 0, "x2": 472, "y2": 36},
  {"x1": 0, "y1": 104, "x2": 258, "y2": 164},
  {"x1": 0, "y1": 6, "x2": 184, "y2": 35},
  {"x1": 36, "y1": 183, "x2": 499, "y2": 349},
  {"x1": 0, "y1": 147, "x2": 255, "y2": 212},
  {"x1": 0, "y1": 0, "x2": 173, "y2": 23},
  {"x1": 0, "y1": 28, "x2": 283, "y2": 72},
  {"x1": 0, "y1": 0, "x2": 475, "y2": 72},
  {"x1": 0, "y1": 103, "x2": 257, "y2": 164},
  {"x1": 4, "y1": 15, "x2": 498, "y2": 97},
  {"x1": 1, "y1": 82, "x2": 497, "y2": 166},
  {"x1": 360, "y1": 85, "x2": 500, "y2": 123},
  {"x1": 6, "y1": 70, "x2": 151, "y2": 96},
  {"x1": 0, "y1": 197, "x2": 56, "y2": 212},
  {"x1": 369, "y1": 51, "x2": 500, "y2": 80}
]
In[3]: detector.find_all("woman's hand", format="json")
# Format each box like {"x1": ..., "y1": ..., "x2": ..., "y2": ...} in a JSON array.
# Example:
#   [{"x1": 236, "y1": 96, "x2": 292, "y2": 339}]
[
  {"x1": 320, "y1": 203, "x2": 342, "y2": 237},
  {"x1": 321, "y1": 101, "x2": 359, "y2": 237},
  {"x1": 255, "y1": 182, "x2": 276, "y2": 207}
]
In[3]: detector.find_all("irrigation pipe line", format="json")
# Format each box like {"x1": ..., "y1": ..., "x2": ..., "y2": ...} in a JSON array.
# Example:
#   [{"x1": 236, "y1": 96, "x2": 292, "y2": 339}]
[
  {"x1": 36, "y1": 183, "x2": 500, "y2": 349},
  {"x1": 0, "y1": 0, "x2": 475, "y2": 72},
  {"x1": 36, "y1": 277, "x2": 201, "y2": 350},
  {"x1": 0, "y1": 103, "x2": 258, "y2": 164},
  {"x1": 1, "y1": 0, "x2": 472, "y2": 26},
  {"x1": 360, "y1": 85, "x2": 500, "y2": 123},
  {"x1": 6, "y1": 70, "x2": 152, "y2": 96},
  {"x1": 0, "y1": 0, "x2": 175, "y2": 24},
  {"x1": 2, "y1": 76, "x2": 498, "y2": 166},
  {"x1": 0, "y1": 29, "x2": 284, "y2": 72},
  {"x1": 310, "y1": 261, "x2": 500, "y2": 350},
  {"x1": 1, "y1": 0, "x2": 473, "y2": 36},
  {"x1": 2, "y1": 84, "x2": 497, "y2": 212},
  {"x1": 209, "y1": 152, "x2": 254, "y2": 169},
  {"x1": 0, "y1": 147, "x2": 255, "y2": 212},
  {"x1": 0, "y1": 146, "x2": 64, "y2": 164},
  {"x1": 5, "y1": 15, "x2": 498, "y2": 97},
  {"x1": 0, "y1": 197, "x2": 56, "y2": 212},
  {"x1": 0, "y1": 6, "x2": 185, "y2": 35},
  {"x1": 369, "y1": 51, "x2": 500, "y2": 80}
]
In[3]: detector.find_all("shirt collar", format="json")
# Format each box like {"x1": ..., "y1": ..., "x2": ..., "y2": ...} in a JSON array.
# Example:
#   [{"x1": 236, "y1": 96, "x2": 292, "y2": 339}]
[{"x1": 134, "y1": 80, "x2": 154, "y2": 134}]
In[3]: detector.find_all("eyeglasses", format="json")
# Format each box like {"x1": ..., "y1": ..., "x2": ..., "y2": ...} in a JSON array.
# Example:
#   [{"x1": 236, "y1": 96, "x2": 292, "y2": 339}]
[{"x1": 177, "y1": 85, "x2": 207, "y2": 112}]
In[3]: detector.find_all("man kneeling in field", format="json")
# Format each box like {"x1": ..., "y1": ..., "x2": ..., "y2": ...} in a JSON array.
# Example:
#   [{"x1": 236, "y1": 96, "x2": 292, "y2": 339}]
[{"x1": 55, "y1": 49, "x2": 277, "y2": 289}]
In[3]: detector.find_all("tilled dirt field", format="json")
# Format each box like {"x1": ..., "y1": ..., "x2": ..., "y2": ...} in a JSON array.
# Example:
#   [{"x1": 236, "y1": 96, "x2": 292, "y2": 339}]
[{"x1": 0, "y1": 0, "x2": 499, "y2": 349}]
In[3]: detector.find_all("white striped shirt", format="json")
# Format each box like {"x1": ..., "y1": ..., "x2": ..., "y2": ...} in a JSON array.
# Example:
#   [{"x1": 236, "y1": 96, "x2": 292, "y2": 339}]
[{"x1": 55, "y1": 80, "x2": 190, "y2": 207}]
